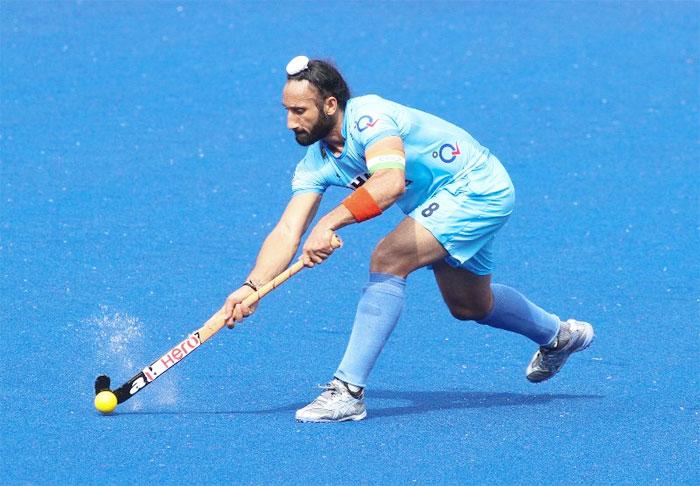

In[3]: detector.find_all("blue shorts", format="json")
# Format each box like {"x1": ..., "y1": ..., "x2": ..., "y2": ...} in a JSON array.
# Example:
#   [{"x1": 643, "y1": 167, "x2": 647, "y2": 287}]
[{"x1": 409, "y1": 155, "x2": 515, "y2": 276}]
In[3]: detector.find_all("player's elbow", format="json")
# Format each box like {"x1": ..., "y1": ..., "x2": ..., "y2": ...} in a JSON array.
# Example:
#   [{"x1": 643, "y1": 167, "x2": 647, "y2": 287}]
[
  {"x1": 393, "y1": 177, "x2": 406, "y2": 197},
  {"x1": 376, "y1": 178, "x2": 404, "y2": 209},
  {"x1": 367, "y1": 169, "x2": 405, "y2": 208},
  {"x1": 383, "y1": 170, "x2": 406, "y2": 200}
]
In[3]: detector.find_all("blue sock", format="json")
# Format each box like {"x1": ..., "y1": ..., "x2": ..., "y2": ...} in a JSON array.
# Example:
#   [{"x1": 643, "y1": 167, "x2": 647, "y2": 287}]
[
  {"x1": 334, "y1": 272, "x2": 406, "y2": 388},
  {"x1": 476, "y1": 284, "x2": 561, "y2": 345}
]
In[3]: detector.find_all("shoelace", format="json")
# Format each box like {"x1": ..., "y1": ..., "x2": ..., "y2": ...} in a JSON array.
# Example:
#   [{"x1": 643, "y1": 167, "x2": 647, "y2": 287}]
[
  {"x1": 540, "y1": 350, "x2": 565, "y2": 368},
  {"x1": 308, "y1": 382, "x2": 344, "y2": 406},
  {"x1": 538, "y1": 324, "x2": 575, "y2": 368},
  {"x1": 318, "y1": 381, "x2": 342, "y2": 394},
  {"x1": 540, "y1": 332, "x2": 575, "y2": 368}
]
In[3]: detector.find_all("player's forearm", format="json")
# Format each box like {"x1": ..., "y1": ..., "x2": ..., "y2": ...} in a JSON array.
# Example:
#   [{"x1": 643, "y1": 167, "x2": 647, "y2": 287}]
[
  {"x1": 246, "y1": 225, "x2": 300, "y2": 285},
  {"x1": 316, "y1": 204, "x2": 356, "y2": 232},
  {"x1": 319, "y1": 170, "x2": 405, "y2": 231}
]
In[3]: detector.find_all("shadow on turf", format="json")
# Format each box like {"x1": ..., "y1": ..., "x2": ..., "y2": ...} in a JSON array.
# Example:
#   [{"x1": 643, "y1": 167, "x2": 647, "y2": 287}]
[
  {"x1": 366, "y1": 390, "x2": 603, "y2": 419},
  {"x1": 116, "y1": 390, "x2": 602, "y2": 417}
]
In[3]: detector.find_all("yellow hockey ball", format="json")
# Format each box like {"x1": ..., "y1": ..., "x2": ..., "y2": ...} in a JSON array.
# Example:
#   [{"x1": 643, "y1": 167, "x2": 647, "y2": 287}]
[{"x1": 94, "y1": 390, "x2": 118, "y2": 414}]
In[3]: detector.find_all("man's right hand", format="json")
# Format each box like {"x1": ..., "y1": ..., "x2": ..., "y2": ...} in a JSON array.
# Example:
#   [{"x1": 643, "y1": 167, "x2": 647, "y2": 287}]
[{"x1": 223, "y1": 285, "x2": 258, "y2": 328}]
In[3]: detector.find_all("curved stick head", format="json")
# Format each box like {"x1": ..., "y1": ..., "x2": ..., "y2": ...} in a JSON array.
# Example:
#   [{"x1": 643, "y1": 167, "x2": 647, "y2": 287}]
[{"x1": 94, "y1": 375, "x2": 112, "y2": 395}]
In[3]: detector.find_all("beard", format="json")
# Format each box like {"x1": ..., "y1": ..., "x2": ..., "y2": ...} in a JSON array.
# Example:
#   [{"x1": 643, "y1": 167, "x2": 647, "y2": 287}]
[{"x1": 294, "y1": 111, "x2": 335, "y2": 146}]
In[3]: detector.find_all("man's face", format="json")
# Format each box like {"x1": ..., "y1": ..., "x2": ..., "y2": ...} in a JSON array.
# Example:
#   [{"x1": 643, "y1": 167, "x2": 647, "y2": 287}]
[{"x1": 282, "y1": 80, "x2": 334, "y2": 146}]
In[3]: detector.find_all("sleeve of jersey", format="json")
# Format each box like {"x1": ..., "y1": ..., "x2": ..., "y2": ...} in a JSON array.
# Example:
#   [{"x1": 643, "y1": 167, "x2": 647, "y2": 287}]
[
  {"x1": 291, "y1": 154, "x2": 329, "y2": 196},
  {"x1": 354, "y1": 111, "x2": 402, "y2": 153},
  {"x1": 353, "y1": 110, "x2": 405, "y2": 175}
]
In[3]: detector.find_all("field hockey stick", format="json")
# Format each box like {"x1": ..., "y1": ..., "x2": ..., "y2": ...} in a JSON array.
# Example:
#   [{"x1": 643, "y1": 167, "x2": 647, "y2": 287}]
[{"x1": 94, "y1": 234, "x2": 342, "y2": 406}]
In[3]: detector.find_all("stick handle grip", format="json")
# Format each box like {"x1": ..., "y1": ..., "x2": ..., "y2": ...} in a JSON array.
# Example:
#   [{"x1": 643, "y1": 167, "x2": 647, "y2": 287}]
[{"x1": 198, "y1": 234, "x2": 342, "y2": 341}]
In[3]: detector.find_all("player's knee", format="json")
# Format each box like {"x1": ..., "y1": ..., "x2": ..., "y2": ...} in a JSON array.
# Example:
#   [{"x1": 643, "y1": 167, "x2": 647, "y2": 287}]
[
  {"x1": 448, "y1": 303, "x2": 491, "y2": 322},
  {"x1": 370, "y1": 242, "x2": 405, "y2": 275}
]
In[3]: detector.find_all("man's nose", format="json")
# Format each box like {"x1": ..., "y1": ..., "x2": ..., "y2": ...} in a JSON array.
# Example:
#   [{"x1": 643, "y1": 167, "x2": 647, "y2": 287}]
[{"x1": 287, "y1": 112, "x2": 299, "y2": 130}]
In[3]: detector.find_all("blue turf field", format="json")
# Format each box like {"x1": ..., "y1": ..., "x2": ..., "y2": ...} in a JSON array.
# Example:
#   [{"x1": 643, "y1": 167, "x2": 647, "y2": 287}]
[{"x1": 1, "y1": 1, "x2": 698, "y2": 484}]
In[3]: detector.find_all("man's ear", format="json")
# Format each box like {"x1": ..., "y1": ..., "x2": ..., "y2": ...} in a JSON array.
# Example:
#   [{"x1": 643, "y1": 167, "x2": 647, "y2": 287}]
[{"x1": 324, "y1": 96, "x2": 338, "y2": 116}]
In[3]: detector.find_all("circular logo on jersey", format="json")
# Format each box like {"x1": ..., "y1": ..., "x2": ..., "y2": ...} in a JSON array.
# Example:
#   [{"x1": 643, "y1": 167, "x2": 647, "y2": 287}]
[
  {"x1": 432, "y1": 142, "x2": 461, "y2": 163},
  {"x1": 355, "y1": 115, "x2": 379, "y2": 132}
]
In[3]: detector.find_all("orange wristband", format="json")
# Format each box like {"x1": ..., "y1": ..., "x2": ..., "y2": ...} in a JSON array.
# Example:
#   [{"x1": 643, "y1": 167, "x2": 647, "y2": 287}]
[{"x1": 342, "y1": 186, "x2": 382, "y2": 222}]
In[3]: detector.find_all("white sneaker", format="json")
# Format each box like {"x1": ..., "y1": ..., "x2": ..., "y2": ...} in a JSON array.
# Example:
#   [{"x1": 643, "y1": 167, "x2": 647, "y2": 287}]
[
  {"x1": 526, "y1": 319, "x2": 595, "y2": 383},
  {"x1": 295, "y1": 379, "x2": 367, "y2": 423}
]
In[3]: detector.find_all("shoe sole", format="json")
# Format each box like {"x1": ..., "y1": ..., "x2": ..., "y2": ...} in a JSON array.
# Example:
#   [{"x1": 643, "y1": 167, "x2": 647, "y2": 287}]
[
  {"x1": 295, "y1": 410, "x2": 367, "y2": 423},
  {"x1": 526, "y1": 320, "x2": 595, "y2": 383}
]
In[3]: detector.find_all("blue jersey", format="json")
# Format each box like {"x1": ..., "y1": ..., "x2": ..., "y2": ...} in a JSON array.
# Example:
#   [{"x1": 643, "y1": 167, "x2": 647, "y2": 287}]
[{"x1": 291, "y1": 95, "x2": 495, "y2": 214}]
